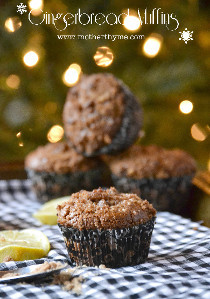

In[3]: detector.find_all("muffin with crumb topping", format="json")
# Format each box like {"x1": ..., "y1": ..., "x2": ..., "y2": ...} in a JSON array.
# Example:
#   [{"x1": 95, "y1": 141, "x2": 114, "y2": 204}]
[
  {"x1": 63, "y1": 73, "x2": 142, "y2": 157},
  {"x1": 57, "y1": 187, "x2": 156, "y2": 268},
  {"x1": 25, "y1": 142, "x2": 111, "y2": 202},
  {"x1": 104, "y1": 145, "x2": 197, "y2": 213}
]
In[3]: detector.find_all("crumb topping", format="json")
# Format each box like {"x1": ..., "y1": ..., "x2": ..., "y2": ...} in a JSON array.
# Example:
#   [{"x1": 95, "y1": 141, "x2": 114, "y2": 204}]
[
  {"x1": 30, "y1": 261, "x2": 64, "y2": 274},
  {"x1": 57, "y1": 187, "x2": 156, "y2": 230},
  {"x1": 105, "y1": 145, "x2": 196, "y2": 179},
  {"x1": 0, "y1": 261, "x2": 83, "y2": 295},
  {"x1": 98, "y1": 264, "x2": 110, "y2": 270},
  {"x1": 25, "y1": 142, "x2": 103, "y2": 173},
  {"x1": 53, "y1": 269, "x2": 83, "y2": 295},
  {"x1": 1, "y1": 272, "x2": 19, "y2": 279},
  {"x1": 63, "y1": 73, "x2": 125, "y2": 155},
  {"x1": 0, "y1": 261, "x2": 64, "y2": 279}
]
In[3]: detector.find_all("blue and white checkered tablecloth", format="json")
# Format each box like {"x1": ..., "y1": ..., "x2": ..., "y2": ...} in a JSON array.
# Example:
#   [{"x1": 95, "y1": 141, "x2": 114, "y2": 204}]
[{"x1": 0, "y1": 180, "x2": 209, "y2": 299}]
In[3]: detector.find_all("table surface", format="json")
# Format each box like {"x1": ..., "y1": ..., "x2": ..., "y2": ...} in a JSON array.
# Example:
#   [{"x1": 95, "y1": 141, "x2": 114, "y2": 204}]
[{"x1": 0, "y1": 180, "x2": 210, "y2": 299}]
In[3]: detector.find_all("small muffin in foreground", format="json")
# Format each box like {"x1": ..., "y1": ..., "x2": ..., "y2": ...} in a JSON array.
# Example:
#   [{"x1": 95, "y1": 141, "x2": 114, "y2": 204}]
[
  {"x1": 57, "y1": 187, "x2": 156, "y2": 268},
  {"x1": 25, "y1": 142, "x2": 111, "y2": 203},
  {"x1": 104, "y1": 145, "x2": 197, "y2": 213},
  {"x1": 63, "y1": 73, "x2": 142, "y2": 157}
]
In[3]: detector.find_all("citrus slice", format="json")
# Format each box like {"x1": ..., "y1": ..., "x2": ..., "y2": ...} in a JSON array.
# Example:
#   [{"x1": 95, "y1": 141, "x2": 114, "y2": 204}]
[
  {"x1": 0, "y1": 229, "x2": 50, "y2": 262},
  {"x1": 33, "y1": 196, "x2": 70, "y2": 225}
]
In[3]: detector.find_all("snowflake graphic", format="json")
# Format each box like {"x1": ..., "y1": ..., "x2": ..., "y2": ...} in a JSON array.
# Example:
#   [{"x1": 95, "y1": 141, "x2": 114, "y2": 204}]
[
  {"x1": 179, "y1": 28, "x2": 193, "y2": 44},
  {"x1": 17, "y1": 3, "x2": 27, "y2": 15}
]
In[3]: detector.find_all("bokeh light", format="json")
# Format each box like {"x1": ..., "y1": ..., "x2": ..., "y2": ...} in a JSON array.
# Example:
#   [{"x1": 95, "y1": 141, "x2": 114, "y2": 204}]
[
  {"x1": 23, "y1": 51, "x2": 39, "y2": 67},
  {"x1": 191, "y1": 123, "x2": 207, "y2": 142},
  {"x1": 6, "y1": 74, "x2": 20, "y2": 89},
  {"x1": 143, "y1": 35, "x2": 162, "y2": 58},
  {"x1": 62, "y1": 63, "x2": 81, "y2": 87},
  {"x1": 123, "y1": 15, "x2": 141, "y2": 31},
  {"x1": 94, "y1": 46, "x2": 114, "y2": 67},
  {"x1": 47, "y1": 125, "x2": 64, "y2": 143},
  {"x1": 16, "y1": 132, "x2": 21, "y2": 138},
  {"x1": 69, "y1": 63, "x2": 82, "y2": 74},
  {"x1": 28, "y1": 0, "x2": 43, "y2": 16},
  {"x1": 179, "y1": 100, "x2": 193, "y2": 114},
  {"x1": 5, "y1": 17, "x2": 22, "y2": 33},
  {"x1": 16, "y1": 132, "x2": 24, "y2": 147}
]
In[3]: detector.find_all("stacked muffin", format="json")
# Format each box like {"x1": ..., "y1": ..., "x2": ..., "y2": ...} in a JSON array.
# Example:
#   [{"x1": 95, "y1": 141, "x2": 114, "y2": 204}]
[
  {"x1": 61, "y1": 72, "x2": 196, "y2": 213},
  {"x1": 25, "y1": 73, "x2": 196, "y2": 209},
  {"x1": 25, "y1": 142, "x2": 111, "y2": 202},
  {"x1": 25, "y1": 73, "x2": 143, "y2": 202},
  {"x1": 104, "y1": 145, "x2": 196, "y2": 213},
  {"x1": 62, "y1": 73, "x2": 196, "y2": 213},
  {"x1": 63, "y1": 73, "x2": 142, "y2": 156},
  {"x1": 25, "y1": 72, "x2": 196, "y2": 267}
]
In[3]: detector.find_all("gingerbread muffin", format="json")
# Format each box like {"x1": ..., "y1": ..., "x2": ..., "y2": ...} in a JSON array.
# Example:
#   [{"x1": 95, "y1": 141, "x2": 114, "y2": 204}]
[
  {"x1": 25, "y1": 142, "x2": 111, "y2": 203},
  {"x1": 104, "y1": 145, "x2": 197, "y2": 213},
  {"x1": 63, "y1": 73, "x2": 142, "y2": 157},
  {"x1": 57, "y1": 187, "x2": 156, "y2": 268}
]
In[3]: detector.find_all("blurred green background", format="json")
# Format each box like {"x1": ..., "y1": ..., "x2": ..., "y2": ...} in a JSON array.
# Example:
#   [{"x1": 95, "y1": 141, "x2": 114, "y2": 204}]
[{"x1": 0, "y1": 0, "x2": 209, "y2": 170}]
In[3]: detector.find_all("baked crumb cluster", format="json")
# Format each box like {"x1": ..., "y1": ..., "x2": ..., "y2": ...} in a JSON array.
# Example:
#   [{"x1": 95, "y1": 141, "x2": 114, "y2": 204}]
[
  {"x1": 57, "y1": 187, "x2": 156, "y2": 230},
  {"x1": 63, "y1": 73, "x2": 125, "y2": 154},
  {"x1": 25, "y1": 142, "x2": 102, "y2": 174},
  {"x1": 105, "y1": 145, "x2": 196, "y2": 179}
]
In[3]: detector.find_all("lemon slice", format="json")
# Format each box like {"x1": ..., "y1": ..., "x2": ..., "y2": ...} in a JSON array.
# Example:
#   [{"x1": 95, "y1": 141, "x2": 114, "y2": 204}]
[
  {"x1": 0, "y1": 229, "x2": 50, "y2": 262},
  {"x1": 33, "y1": 196, "x2": 70, "y2": 225}
]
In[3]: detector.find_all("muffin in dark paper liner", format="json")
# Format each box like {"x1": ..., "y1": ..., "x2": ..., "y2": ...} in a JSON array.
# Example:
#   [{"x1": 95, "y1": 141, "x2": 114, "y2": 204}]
[
  {"x1": 104, "y1": 145, "x2": 197, "y2": 213},
  {"x1": 25, "y1": 142, "x2": 111, "y2": 203},
  {"x1": 63, "y1": 73, "x2": 142, "y2": 157},
  {"x1": 57, "y1": 187, "x2": 156, "y2": 268}
]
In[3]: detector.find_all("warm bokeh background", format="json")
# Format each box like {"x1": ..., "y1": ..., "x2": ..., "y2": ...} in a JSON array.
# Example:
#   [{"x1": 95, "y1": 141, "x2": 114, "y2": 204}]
[
  {"x1": 0, "y1": 0, "x2": 209, "y2": 225},
  {"x1": 0, "y1": 0, "x2": 209, "y2": 166}
]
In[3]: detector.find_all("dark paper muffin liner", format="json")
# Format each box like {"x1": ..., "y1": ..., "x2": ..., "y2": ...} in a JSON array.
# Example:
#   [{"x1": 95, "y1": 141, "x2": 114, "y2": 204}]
[
  {"x1": 112, "y1": 174, "x2": 195, "y2": 214},
  {"x1": 58, "y1": 217, "x2": 155, "y2": 268},
  {"x1": 26, "y1": 166, "x2": 111, "y2": 203},
  {"x1": 80, "y1": 82, "x2": 142, "y2": 157}
]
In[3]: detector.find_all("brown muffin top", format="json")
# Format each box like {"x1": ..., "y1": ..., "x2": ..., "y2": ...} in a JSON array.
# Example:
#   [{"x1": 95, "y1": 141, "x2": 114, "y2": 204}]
[
  {"x1": 57, "y1": 187, "x2": 156, "y2": 230},
  {"x1": 105, "y1": 145, "x2": 196, "y2": 179},
  {"x1": 25, "y1": 142, "x2": 102, "y2": 174},
  {"x1": 63, "y1": 73, "x2": 125, "y2": 155}
]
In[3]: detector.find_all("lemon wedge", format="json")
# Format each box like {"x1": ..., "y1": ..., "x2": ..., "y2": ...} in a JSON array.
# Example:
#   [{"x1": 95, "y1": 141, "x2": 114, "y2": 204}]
[
  {"x1": 33, "y1": 196, "x2": 70, "y2": 225},
  {"x1": 0, "y1": 229, "x2": 50, "y2": 262}
]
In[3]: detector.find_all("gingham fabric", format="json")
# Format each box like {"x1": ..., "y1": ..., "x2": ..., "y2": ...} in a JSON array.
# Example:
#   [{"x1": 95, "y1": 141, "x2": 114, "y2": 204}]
[{"x1": 0, "y1": 180, "x2": 209, "y2": 299}]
